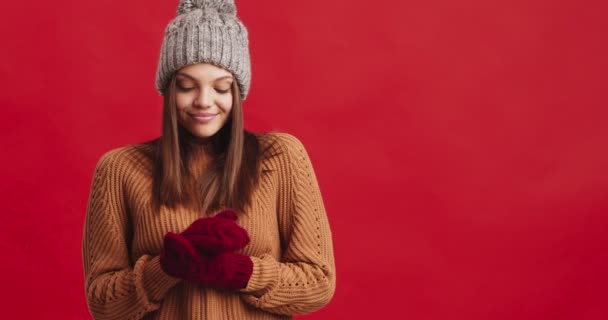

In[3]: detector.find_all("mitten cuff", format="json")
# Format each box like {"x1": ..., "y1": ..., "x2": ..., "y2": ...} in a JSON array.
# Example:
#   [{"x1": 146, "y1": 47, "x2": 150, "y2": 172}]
[
  {"x1": 219, "y1": 253, "x2": 254, "y2": 290},
  {"x1": 238, "y1": 253, "x2": 280, "y2": 295}
]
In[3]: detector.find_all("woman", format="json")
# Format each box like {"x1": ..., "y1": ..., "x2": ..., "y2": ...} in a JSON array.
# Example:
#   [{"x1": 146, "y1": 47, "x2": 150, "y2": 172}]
[{"x1": 81, "y1": 0, "x2": 336, "y2": 319}]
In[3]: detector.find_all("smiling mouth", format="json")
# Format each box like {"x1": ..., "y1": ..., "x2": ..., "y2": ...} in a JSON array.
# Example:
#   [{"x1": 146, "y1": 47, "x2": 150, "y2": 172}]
[
  {"x1": 190, "y1": 112, "x2": 218, "y2": 116},
  {"x1": 190, "y1": 113, "x2": 217, "y2": 122}
]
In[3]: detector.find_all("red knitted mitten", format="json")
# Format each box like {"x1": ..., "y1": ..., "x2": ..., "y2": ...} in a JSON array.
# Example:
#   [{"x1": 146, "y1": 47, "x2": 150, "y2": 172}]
[
  {"x1": 180, "y1": 209, "x2": 250, "y2": 255},
  {"x1": 159, "y1": 232, "x2": 253, "y2": 290},
  {"x1": 159, "y1": 232, "x2": 209, "y2": 279},
  {"x1": 202, "y1": 251, "x2": 254, "y2": 290}
]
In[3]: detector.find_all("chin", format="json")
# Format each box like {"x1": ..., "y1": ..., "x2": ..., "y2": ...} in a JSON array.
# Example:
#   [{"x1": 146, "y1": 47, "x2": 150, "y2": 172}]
[
  {"x1": 179, "y1": 119, "x2": 227, "y2": 139},
  {"x1": 192, "y1": 127, "x2": 221, "y2": 138}
]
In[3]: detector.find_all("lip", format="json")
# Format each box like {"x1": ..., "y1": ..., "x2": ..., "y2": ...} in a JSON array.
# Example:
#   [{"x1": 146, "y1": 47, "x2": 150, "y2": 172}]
[
  {"x1": 190, "y1": 113, "x2": 217, "y2": 123},
  {"x1": 191, "y1": 112, "x2": 218, "y2": 116}
]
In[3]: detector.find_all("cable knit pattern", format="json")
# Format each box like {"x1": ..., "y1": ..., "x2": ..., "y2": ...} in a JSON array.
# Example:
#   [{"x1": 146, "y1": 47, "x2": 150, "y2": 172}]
[{"x1": 82, "y1": 132, "x2": 336, "y2": 320}]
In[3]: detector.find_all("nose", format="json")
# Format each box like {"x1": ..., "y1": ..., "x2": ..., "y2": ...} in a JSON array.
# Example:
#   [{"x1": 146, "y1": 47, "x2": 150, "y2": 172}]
[{"x1": 193, "y1": 87, "x2": 213, "y2": 108}]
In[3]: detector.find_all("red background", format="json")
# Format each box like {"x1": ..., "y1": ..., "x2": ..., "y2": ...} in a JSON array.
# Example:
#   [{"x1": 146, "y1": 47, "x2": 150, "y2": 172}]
[{"x1": 1, "y1": 0, "x2": 608, "y2": 319}]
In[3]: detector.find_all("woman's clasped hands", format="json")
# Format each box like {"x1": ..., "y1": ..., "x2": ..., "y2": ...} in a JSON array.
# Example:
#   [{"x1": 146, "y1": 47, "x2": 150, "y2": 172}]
[{"x1": 159, "y1": 209, "x2": 253, "y2": 290}]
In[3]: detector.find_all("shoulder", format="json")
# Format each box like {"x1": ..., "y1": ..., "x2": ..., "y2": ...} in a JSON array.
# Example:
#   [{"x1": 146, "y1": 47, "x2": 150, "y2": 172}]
[
  {"x1": 94, "y1": 140, "x2": 157, "y2": 175},
  {"x1": 255, "y1": 131, "x2": 308, "y2": 157},
  {"x1": 254, "y1": 131, "x2": 315, "y2": 174}
]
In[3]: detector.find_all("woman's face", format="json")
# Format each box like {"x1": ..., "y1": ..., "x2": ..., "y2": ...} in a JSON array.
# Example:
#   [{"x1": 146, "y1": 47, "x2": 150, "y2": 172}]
[{"x1": 174, "y1": 63, "x2": 234, "y2": 142}]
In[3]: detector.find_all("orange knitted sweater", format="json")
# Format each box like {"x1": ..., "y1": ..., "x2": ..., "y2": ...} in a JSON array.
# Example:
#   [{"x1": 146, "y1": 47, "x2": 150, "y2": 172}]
[{"x1": 81, "y1": 132, "x2": 336, "y2": 320}]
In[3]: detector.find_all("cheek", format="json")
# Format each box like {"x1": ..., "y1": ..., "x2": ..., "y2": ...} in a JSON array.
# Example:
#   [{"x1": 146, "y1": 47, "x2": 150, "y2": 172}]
[
  {"x1": 219, "y1": 96, "x2": 233, "y2": 113},
  {"x1": 175, "y1": 94, "x2": 191, "y2": 108}
]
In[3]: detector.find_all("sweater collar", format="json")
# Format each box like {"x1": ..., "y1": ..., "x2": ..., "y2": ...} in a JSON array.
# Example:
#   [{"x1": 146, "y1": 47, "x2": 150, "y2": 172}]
[{"x1": 179, "y1": 127, "x2": 216, "y2": 177}]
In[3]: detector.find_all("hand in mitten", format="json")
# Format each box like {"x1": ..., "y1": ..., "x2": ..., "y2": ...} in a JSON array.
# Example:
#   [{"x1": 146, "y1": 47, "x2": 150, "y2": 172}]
[
  {"x1": 159, "y1": 232, "x2": 253, "y2": 290},
  {"x1": 180, "y1": 209, "x2": 250, "y2": 255},
  {"x1": 202, "y1": 251, "x2": 253, "y2": 290},
  {"x1": 159, "y1": 232, "x2": 207, "y2": 279}
]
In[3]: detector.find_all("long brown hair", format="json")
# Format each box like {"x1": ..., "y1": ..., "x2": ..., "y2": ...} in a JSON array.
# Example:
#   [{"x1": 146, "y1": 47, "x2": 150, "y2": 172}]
[{"x1": 150, "y1": 70, "x2": 280, "y2": 216}]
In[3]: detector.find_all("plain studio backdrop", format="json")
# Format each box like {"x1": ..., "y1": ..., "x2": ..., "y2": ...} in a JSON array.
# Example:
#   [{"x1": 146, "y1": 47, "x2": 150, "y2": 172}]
[{"x1": 1, "y1": 0, "x2": 607, "y2": 319}]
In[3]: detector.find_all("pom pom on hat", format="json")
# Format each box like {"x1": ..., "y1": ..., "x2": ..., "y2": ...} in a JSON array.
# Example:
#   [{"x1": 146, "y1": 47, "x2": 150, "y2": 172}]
[{"x1": 177, "y1": 0, "x2": 236, "y2": 15}]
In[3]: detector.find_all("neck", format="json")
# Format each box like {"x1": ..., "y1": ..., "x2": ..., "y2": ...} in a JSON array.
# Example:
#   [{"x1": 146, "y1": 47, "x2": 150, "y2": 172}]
[
  {"x1": 179, "y1": 127, "x2": 216, "y2": 176},
  {"x1": 180, "y1": 126, "x2": 214, "y2": 150}
]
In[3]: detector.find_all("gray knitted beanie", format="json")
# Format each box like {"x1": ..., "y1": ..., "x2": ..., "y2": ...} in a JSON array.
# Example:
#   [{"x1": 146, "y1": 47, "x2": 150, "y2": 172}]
[{"x1": 155, "y1": 0, "x2": 251, "y2": 100}]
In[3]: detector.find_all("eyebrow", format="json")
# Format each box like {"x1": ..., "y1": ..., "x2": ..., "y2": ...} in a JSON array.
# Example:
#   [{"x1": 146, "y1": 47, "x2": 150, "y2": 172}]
[{"x1": 176, "y1": 72, "x2": 233, "y2": 82}]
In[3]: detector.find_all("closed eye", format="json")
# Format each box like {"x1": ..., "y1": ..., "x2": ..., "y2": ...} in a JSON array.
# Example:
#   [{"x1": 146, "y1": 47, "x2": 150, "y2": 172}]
[{"x1": 177, "y1": 84, "x2": 194, "y2": 92}]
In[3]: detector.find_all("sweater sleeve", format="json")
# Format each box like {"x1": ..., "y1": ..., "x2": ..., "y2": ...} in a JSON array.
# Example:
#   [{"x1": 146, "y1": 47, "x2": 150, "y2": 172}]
[
  {"x1": 82, "y1": 150, "x2": 181, "y2": 320},
  {"x1": 239, "y1": 133, "x2": 336, "y2": 315}
]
